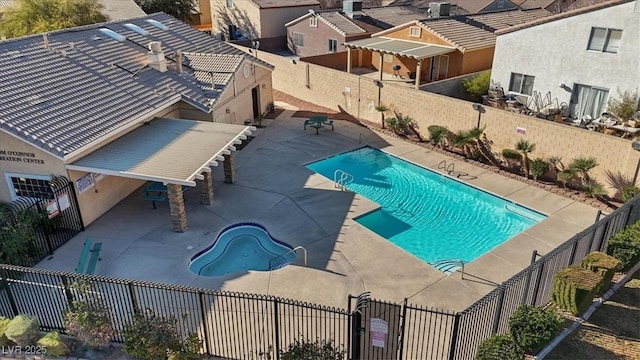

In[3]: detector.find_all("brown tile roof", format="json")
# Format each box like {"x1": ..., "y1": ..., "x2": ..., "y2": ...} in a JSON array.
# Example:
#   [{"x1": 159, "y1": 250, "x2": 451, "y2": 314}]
[
  {"x1": 453, "y1": 0, "x2": 514, "y2": 13},
  {"x1": 361, "y1": 6, "x2": 427, "y2": 28},
  {"x1": 467, "y1": 8, "x2": 550, "y2": 30},
  {"x1": 250, "y1": 0, "x2": 319, "y2": 8},
  {"x1": 385, "y1": 0, "x2": 470, "y2": 14},
  {"x1": 513, "y1": 0, "x2": 558, "y2": 8},
  {"x1": 496, "y1": 0, "x2": 634, "y2": 35},
  {"x1": 285, "y1": 11, "x2": 382, "y2": 35},
  {"x1": 565, "y1": 0, "x2": 613, "y2": 10}
]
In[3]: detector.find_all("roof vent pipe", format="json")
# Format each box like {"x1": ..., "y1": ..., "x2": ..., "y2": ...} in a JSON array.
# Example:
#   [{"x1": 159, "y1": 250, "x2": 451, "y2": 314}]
[
  {"x1": 43, "y1": 33, "x2": 49, "y2": 49},
  {"x1": 147, "y1": 41, "x2": 167, "y2": 72},
  {"x1": 175, "y1": 50, "x2": 183, "y2": 74}
]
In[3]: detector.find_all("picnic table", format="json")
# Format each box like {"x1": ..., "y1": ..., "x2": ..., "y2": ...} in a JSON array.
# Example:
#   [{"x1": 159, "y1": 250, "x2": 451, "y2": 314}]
[
  {"x1": 592, "y1": 119, "x2": 640, "y2": 138},
  {"x1": 143, "y1": 182, "x2": 189, "y2": 209},
  {"x1": 304, "y1": 116, "x2": 334, "y2": 135}
]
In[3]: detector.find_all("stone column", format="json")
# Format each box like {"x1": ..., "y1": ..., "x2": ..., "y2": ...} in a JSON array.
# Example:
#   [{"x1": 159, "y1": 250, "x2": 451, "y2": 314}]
[
  {"x1": 198, "y1": 171, "x2": 214, "y2": 205},
  {"x1": 415, "y1": 59, "x2": 422, "y2": 90},
  {"x1": 223, "y1": 153, "x2": 235, "y2": 184},
  {"x1": 346, "y1": 47, "x2": 352, "y2": 73},
  {"x1": 167, "y1": 183, "x2": 188, "y2": 232}
]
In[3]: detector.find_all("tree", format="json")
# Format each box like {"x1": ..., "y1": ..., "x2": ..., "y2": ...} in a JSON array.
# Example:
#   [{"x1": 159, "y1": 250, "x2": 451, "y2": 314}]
[
  {"x1": 462, "y1": 71, "x2": 491, "y2": 101},
  {"x1": 607, "y1": 88, "x2": 639, "y2": 122},
  {"x1": 515, "y1": 140, "x2": 536, "y2": 178},
  {"x1": 0, "y1": 0, "x2": 106, "y2": 39},
  {"x1": 135, "y1": 0, "x2": 196, "y2": 22}
]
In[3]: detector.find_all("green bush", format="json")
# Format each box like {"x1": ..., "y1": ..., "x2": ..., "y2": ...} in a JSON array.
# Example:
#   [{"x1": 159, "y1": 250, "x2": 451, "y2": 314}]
[
  {"x1": 462, "y1": 71, "x2": 491, "y2": 100},
  {"x1": 427, "y1": 125, "x2": 450, "y2": 147},
  {"x1": 622, "y1": 185, "x2": 640, "y2": 202},
  {"x1": 0, "y1": 317, "x2": 12, "y2": 346},
  {"x1": 37, "y1": 331, "x2": 69, "y2": 357},
  {"x1": 508, "y1": 305, "x2": 561, "y2": 354},
  {"x1": 501, "y1": 149, "x2": 522, "y2": 160},
  {"x1": 123, "y1": 309, "x2": 199, "y2": 360},
  {"x1": 552, "y1": 266, "x2": 603, "y2": 316},
  {"x1": 4, "y1": 315, "x2": 39, "y2": 346},
  {"x1": 64, "y1": 279, "x2": 115, "y2": 348},
  {"x1": 167, "y1": 333, "x2": 202, "y2": 360},
  {"x1": 607, "y1": 221, "x2": 640, "y2": 271},
  {"x1": 581, "y1": 251, "x2": 620, "y2": 290},
  {"x1": 530, "y1": 158, "x2": 550, "y2": 181},
  {"x1": 476, "y1": 334, "x2": 524, "y2": 360},
  {"x1": 280, "y1": 338, "x2": 345, "y2": 360}
]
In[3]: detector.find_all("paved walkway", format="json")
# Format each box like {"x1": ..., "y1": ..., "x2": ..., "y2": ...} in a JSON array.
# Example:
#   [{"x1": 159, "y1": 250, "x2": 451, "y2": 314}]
[{"x1": 37, "y1": 105, "x2": 598, "y2": 311}]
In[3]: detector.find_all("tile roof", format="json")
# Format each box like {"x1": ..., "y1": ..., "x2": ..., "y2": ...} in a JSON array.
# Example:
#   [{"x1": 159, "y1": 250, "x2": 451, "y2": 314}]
[
  {"x1": 320, "y1": 12, "x2": 366, "y2": 35},
  {"x1": 250, "y1": 0, "x2": 319, "y2": 8},
  {"x1": 385, "y1": 0, "x2": 469, "y2": 14},
  {"x1": 361, "y1": 6, "x2": 428, "y2": 28},
  {"x1": 416, "y1": 8, "x2": 550, "y2": 50},
  {"x1": 0, "y1": 0, "x2": 146, "y2": 20},
  {"x1": 514, "y1": 0, "x2": 559, "y2": 9},
  {"x1": 0, "y1": 13, "x2": 273, "y2": 158},
  {"x1": 496, "y1": 0, "x2": 634, "y2": 34},
  {"x1": 564, "y1": 0, "x2": 614, "y2": 10}
]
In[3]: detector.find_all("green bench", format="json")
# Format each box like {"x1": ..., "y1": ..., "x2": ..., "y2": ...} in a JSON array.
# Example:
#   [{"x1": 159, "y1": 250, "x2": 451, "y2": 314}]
[{"x1": 75, "y1": 238, "x2": 102, "y2": 275}]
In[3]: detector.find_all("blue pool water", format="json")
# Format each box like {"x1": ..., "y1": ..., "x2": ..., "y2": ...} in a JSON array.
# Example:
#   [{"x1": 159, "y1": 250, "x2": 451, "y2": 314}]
[
  {"x1": 305, "y1": 147, "x2": 546, "y2": 267},
  {"x1": 189, "y1": 223, "x2": 295, "y2": 276}
]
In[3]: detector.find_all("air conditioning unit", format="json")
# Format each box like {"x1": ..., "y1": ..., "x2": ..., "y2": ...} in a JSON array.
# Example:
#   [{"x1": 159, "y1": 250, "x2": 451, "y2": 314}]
[
  {"x1": 343, "y1": 0, "x2": 363, "y2": 18},
  {"x1": 429, "y1": 2, "x2": 451, "y2": 18}
]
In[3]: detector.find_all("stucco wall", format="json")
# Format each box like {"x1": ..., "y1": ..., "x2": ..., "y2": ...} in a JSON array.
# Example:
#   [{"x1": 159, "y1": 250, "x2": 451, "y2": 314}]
[
  {"x1": 491, "y1": 2, "x2": 639, "y2": 114},
  {"x1": 287, "y1": 16, "x2": 346, "y2": 57},
  {"x1": 0, "y1": 132, "x2": 66, "y2": 203},
  {"x1": 245, "y1": 47, "x2": 640, "y2": 193},
  {"x1": 212, "y1": 0, "x2": 261, "y2": 38},
  {"x1": 262, "y1": 6, "x2": 320, "y2": 38},
  {"x1": 460, "y1": 47, "x2": 494, "y2": 74}
]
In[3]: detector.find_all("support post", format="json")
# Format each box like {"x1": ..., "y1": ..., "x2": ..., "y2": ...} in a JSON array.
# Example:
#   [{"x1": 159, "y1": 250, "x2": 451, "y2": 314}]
[
  {"x1": 492, "y1": 285, "x2": 506, "y2": 334},
  {"x1": 414, "y1": 60, "x2": 422, "y2": 90},
  {"x1": 346, "y1": 47, "x2": 352, "y2": 73},
  {"x1": 128, "y1": 282, "x2": 139, "y2": 314},
  {"x1": 223, "y1": 153, "x2": 235, "y2": 184},
  {"x1": 167, "y1": 184, "x2": 188, "y2": 232},
  {"x1": 274, "y1": 298, "x2": 280, "y2": 359},
  {"x1": 198, "y1": 172, "x2": 214, "y2": 205},
  {"x1": 378, "y1": 52, "x2": 383, "y2": 81}
]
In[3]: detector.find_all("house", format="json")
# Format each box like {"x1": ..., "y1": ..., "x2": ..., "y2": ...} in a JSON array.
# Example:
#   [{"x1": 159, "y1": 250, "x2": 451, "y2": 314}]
[
  {"x1": 191, "y1": 0, "x2": 214, "y2": 32},
  {"x1": 514, "y1": 0, "x2": 580, "y2": 12},
  {"x1": 490, "y1": 0, "x2": 638, "y2": 120},
  {"x1": 211, "y1": 0, "x2": 321, "y2": 40},
  {"x1": 344, "y1": 7, "x2": 550, "y2": 88},
  {"x1": 0, "y1": 13, "x2": 274, "y2": 232},
  {"x1": 387, "y1": 0, "x2": 520, "y2": 14},
  {"x1": 285, "y1": 1, "x2": 384, "y2": 57},
  {"x1": 0, "y1": 0, "x2": 146, "y2": 20},
  {"x1": 360, "y1": 5, "x2": 428, "y2": 28}
]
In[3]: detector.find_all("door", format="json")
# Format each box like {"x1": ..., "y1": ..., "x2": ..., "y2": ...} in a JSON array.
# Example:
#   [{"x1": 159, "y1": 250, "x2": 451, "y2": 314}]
[
  {"x1": 251, "y1": 86, "x2": 260, "y2": 120},
  {"x1": 569, "y1": 84, "x2": 609, "y2": 120},
  {"x1": 430, "y1": 55, "x2": 449, "y2": 81}
]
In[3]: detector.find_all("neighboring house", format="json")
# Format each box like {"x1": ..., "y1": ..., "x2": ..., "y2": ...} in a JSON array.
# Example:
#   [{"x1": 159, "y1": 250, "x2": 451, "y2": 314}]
[
  {"x1": 514, "y1": 0, "x2": 579, "y2": 12},
  {"x1": 285, "y1": 2, "x2": 383, "y2": 57},
  {"x1": 490, "y1": 0, "x2": 638, "y2": 120},
  {"x1": 0, "y1": 13, "x2": 274, "y2": 231},
  {"x1": 360, "y1": 5, "x2": 428, "y2": 27},
  {"x1": 0, "y1": 0, "x2": 146, "y2": 20},
  {"x1": 211, "y1": 0, "x2": 321, "y2": 40},
  {"x1": 344, "y1": 8, "x2": 550, "y2": 88},
  {"x1": 387, "y1": 0, "x2": 519, "y2": 14},
  {"x1": 191, "y1": 0, "x2": 214, "y2": 32}
]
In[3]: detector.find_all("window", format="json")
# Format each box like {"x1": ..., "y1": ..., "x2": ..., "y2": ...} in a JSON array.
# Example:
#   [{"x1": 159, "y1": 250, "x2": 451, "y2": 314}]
[
  {"x1": 509, "y1": 72, "x2": 535, "y2": 95},
  {"x1": 570, "y1": 84, "x2": 609, "y2": 120},
  {"x1": 309, "y1": 17, "x2": 317, "y2": 27},
  {"x1": 430, "y1": 55, "x2": 448, "y2": 81},
  {"x1": 588, "y1": 27, "x2": 622, "y2": 53},
  {"x1": 293, "y1": 32, "x2": 304, "y2": 47},
  {"x1": 409, "y1": 27, "x2": 421, "y2": 38},
  {"x1": 5, "y1": 173, "x2": 53, "y2": 200},
  {"x1": 383, "y1": 53, "x2": 393, "y2": 62},
  {"x1": 329, "y1": 39, "x2": 338, "y2": 53},
  {"x1": 226, "y1": 0, "x2": 234, "y2": 9}
]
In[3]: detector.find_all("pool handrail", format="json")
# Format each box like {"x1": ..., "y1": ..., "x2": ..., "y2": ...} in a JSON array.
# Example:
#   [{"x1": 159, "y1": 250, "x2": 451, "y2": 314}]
[
  {"x1": 431, "y1": 259, "x2": 466, "y2": 278},
  {"x1": 268, "y1": 246, "x2": 307, "y2": 270}
]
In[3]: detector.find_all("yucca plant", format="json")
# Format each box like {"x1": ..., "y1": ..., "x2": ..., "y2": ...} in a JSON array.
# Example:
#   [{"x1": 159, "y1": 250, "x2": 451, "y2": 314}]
[
  {"x1": 515, "y1": 140, "x2": 536, "y2": 178},
  {"x1": 569, "y1": 157, "x2": 599, "y2": 184},
  {"x1": 583, "y1": 180, "x2": 606, "y2": 199}
]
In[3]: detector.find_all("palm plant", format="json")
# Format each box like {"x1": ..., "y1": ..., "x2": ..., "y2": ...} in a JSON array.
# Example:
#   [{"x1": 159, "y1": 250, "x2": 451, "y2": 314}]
[
  {"x1": 583, "y1": 180, "x2": 606, "y2": 199},
  {"x1": 569, "y1": 157, "x2": 598, "y2": 184},
  {"x1": 515, "y1": 140, "x2": 536, "y2": 178},
  {"x1": 502, "y1": 149, "x2": 522, "y2": 172},
  {"x1": 427, "y1": 125, "x2": 450, "y2": 148},
  {"x1": 452, "y1": 130, "x2": 474, "y2": 158},
  {"x1": 548, "y1": 156, "x2": 563, "y2": 179},
  {"x1": 375, "y1": 104, "x2": 389, "y2": 129},
  {"x1": 557, "y1": 170, "x2": 575, "y2": 188}
]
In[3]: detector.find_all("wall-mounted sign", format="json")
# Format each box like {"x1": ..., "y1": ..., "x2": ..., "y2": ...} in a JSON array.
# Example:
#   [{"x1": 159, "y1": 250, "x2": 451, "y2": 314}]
[
  {"x1": 370, "y1": 318, "x2": 388, "y2": 348},
  {"x1": 516, "y1": 127, "x2": 526, "y2": 135},
  {"x1": 58, "y1": 193, "x2": 70, "y2": 211},
  {"x1": 76, "y1": 173, "x2": 95, "y2": 193},
  {"x1": 46, "y1": 200, "x2": 59, "y2": 219},
  {"x1": 0, "y1": 149, "x2": 45, "y2": 164}
]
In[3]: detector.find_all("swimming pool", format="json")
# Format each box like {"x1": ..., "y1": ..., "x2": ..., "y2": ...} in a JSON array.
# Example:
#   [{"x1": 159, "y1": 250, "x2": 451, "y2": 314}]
[{"x1": 305, "y1": 147, "x2": 546, "y2": 269}]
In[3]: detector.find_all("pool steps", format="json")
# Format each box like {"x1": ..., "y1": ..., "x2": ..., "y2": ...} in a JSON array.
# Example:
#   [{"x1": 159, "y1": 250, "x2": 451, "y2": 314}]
[{"x1": 431, "y1": 259, "x2": 466, "y2": 276}]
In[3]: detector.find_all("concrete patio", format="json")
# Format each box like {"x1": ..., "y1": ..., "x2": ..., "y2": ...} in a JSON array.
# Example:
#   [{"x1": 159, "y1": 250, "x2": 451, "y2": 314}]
[{"x1": 37, "y1": 105, "x2": 599, "y2": 311}]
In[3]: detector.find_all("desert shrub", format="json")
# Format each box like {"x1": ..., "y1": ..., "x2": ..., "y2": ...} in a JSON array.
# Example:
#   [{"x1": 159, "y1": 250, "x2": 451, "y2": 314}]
[
  {"x1": 63, "y1": 279, "x2": 115, "y2": 348},
  {"x1": 123, "y1": 309, "x2": 198, "y2": 360},
  {"x1": 0, "y1": 209, "x2": 41, "y2": 266},
  {"x1": 462, "y1": 71, "x2": 491, "y2": 100},
  {"x1": 280, "y1": 338, "x2": 345, "y2": 360},
  {"x1": 37, "y1": 331, "x2": 69, "y2": 357},
  {"x1": 622, "y1": 185, "x2": 640, "y2": 202},
  {"x1": 583, "y1": 180, "x2": 606, "y2": 198},
  {"x1": 476, "y1": 334, "x2": 523, "y2": 360},
  {"x1": 508, "y1": 305, "x2": 561, "y2": 354},
  {"x1": 166, "y1": 333, "x2": 202, "y2": 360},
  {"x1": 4, "y1": 314, "x2": 39, "y2": 346},
  {"x1": 530, "y1": 158, "x2": 550, "y2": 181},
  {"x1": 607, "y1": 88, "x2": 640, "y2": 122},
  {"x1": 0, "y1": 317, "x2": 12, "y2": 346},
  {"x1": 427, "y1": 125, "x2": 450, "y2": 147},
  {"x1": 581, "y1": 252, "x2": 620, "y2": 290},
  {"x1": 607, "y1": 221, "x2": 640, "y2": 271},
  {"x1": 552, "y1": 266, "x2": 603, "y2": 316},
  {"x1": 501, "y1": 149, "x2": 522, "y2": 161}
]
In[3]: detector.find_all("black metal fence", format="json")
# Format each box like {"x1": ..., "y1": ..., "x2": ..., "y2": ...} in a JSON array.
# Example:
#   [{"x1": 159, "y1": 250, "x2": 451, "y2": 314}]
[
  {"x1": 0, "y1": 196, "x2": 637, "y2": 359},
  {"x1": 0, "y1": 176, "x2": 83, "y2": 266}
]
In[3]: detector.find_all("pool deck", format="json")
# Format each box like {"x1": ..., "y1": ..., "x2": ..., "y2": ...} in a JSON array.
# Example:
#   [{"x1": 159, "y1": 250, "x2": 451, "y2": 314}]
[{"x1": 37, "y1": 104, "x2": 599, "y2": 312}]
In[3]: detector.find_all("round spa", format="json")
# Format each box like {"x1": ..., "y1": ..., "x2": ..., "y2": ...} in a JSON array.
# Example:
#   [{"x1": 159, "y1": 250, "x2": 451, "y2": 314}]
[{"x1": 189, "y1": 223, "x2": 295, "y2": 276}]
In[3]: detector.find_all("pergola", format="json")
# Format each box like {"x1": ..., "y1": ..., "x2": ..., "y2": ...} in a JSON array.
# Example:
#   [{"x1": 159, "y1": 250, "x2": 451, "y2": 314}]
[
  {"x1": 67, "y1": 118, "x2": 255, "y2": 232},
  {"x1": 343, "y1": 37, "x2": 455, "y2": 89}
]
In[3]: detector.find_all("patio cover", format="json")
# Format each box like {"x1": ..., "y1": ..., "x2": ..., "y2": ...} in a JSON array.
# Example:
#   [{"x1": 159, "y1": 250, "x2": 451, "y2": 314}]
[
  {"x1": 66, "y1": 118, "x2": 254, "y2": 186},
  {"x1": 344, "y1": 37, "x2": 455, "y2": 59}
]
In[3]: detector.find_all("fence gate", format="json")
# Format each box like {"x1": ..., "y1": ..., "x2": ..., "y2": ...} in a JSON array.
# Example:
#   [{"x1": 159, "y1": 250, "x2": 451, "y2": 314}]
[{"x1": 350, "y1": 294, "x2": 403, "y2": 360}]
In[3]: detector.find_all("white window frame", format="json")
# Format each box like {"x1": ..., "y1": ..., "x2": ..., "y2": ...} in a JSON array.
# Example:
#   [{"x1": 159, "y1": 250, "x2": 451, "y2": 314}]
[
  {"x1": 328, "y1": 39, "x2": 338, "y2": 53},
  {"x1": 4, "y1": 172, "x2": 52, "y2": 201},
  {"x1": 226, "y1": 0, "x2": 234, "y2": 9},
  {"x1": 508, "y1": 72, "x2": 535, "y2": 96},
  {"x1": 409, "y1": 26, "x2": 421, "y2": 38},
  {"x1": 587, "y1": 27, "x2": 622, "y2": 53},
  {"x1": 309, "y1": 17, "x2": 317, "y2": 27},
  {"x1": 293, "y1": 32, "x2": 304, "y2": 47}
]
